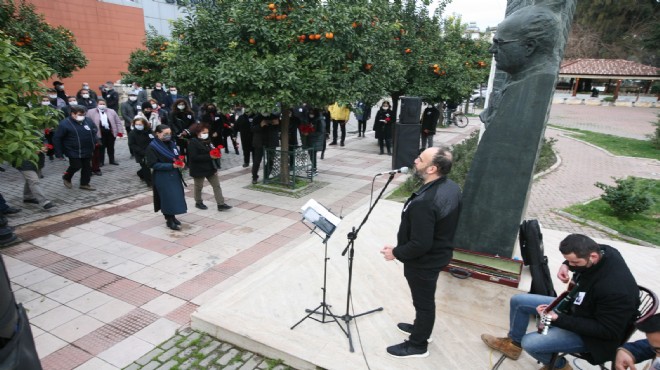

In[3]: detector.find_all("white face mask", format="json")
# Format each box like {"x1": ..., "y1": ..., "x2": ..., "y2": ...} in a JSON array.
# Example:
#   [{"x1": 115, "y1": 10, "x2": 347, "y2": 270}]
[
  {"x1": 155, "y1": 86, "x2": 162, "y2": 90},
  {"x1": 41, "y1": 101, "x2": 51, "y2": 106},
  {"x1": 200, "y1": 133, "x2": 209, "y2": 140},
  {"x1": 48, "y1": 94, "x2": 57, "y2": 99},
  {"x1": 151, "y1": 104, "x2": 158, "y2": 109},
  {"x1": 98, "y1": 105, "x2": 106, "y2": 111},
  {"x1": 75, "y1": 115, "x2": 85, "y2": 122},
  {"x1": 82, "y1": 94, "x2": 90, "y2": 99},
  {"x1": 134, "y1": 125, "x2": 144, "y2": 131},
  {"x1": 177, "y1": 104, "x2": 185, "y2": 110},
  {"x1": 68, "y1": 100, "x2": 77, "y2": 105},
  {"x1": 170, "y1": 90, "x2": 177, "y2": 95},
  {"x1": 129, "y1": 96, "x2": 137, "y2": 101},
  {"x1": 82, "y1": 85, "x2": 89, "y2": 89}
]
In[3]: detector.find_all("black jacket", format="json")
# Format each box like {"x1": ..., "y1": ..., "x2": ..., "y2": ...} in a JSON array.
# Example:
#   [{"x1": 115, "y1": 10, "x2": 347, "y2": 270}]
[
  {"x1": 373, "y1": 109, "x2": 394, "y2": 140},
  {"x1": 393, "y1": 177, "x2": 462, "y2": 270},
  {"x1": 53, "y1": 117, "x2": 98, "y2": 159},
  {"x1": 128, "y1": 129, "x2": 153, "y2": 162},
  {"x1": 103, "y1": 89, "x2": 119, "y2": 111},
  {"x1": 187, "y1": 138, "x2": 219, "y2": 178},
  {"x1": 151, "y1": 89, "x2": 169, "y2": 108},
  {"x1": 421, "y1": 106, "x2": 440, "y2": 134},
  {"x1": 553, "y1": 245, "x2": 639, "y2": 364},
  {"x1": 169, "y1": 111, "x2": 195, "y2": 137}
]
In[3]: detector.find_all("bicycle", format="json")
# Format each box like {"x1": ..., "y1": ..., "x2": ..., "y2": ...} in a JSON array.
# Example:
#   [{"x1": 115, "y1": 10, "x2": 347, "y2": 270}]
[{"x1": 443, "y1": 109, "x2": 469, "y2": 128}]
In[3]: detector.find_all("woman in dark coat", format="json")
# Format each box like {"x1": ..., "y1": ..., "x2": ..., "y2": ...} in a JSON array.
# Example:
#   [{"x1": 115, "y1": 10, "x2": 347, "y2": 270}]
[
  {"x1": 128, "y1": 116, "x2": 154, "y2": 187},
  {"x1": 169, "y1": 98, "x2": 196, "y2": 156},
  {"x1": 373, "y1": 101, "x2": 394, "y2": 155},
  {"x1": 200, "y1": 103, "x2": 226, "y2": 150},
  {"x1": 187, "y1": 123, "x2": 232, "y2": 211},
  {"x1": 145, "y1": 124, "x2": 187, "y2": 230}
]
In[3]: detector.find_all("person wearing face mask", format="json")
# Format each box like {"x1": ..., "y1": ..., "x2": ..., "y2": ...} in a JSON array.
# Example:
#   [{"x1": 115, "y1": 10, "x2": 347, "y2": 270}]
[
  {"x1": 151, "y1": 82, "x2": 169, "y2": 112},
  {"x1": 52, "y1": 81, "x2": 68, "y2": 105},
  {"x1": 201, "y1": 103, "x2": 226, "y2": 149},
  {"x1": 132, "y1": 82, "x2": 148, "y2": 105},
  {"x1": 121, "y1": 92, "x2": 140, "y2": 153},
  {"x1": 615, "y1": 314, "x2": 660, "y2": 370},
  {"x1": 76, "y1": 82, "x2": 98, "y2": 101},
  {"x1": 327, "y1": 102, "x2": 350, "y2": 146},
  {"x1": 140, "y1": 101, "x2": 162, "y2": 128},
  {"x1": 481, "y1": 234, "x2": 639, "y2": 370},
  {"x1": 86, "y1": 98, "x2": 124, "y2": 170},
  {"x1": 53, "y1": 106, "x2": 99, "y2": 190},
  {"x1": 224, "y1": 106, "x2": 241, "y2": 155},
  {"x1": 169, "y1": 98, "x2": 195, "y2": 156},
  {"x1": 76, "y1": 89, "x2": 97, "y2": 110},
  {"x1": 187, "y1": 123, "x2": 232, "y2": 211},
  {"x1": 128, "y1": 116, "x2": 153, "y2": 187},
  {"x1": 373, "y1": 101, "x2": 393, "y2": 155},
  {"x1": 48, "y1": 88, "x2": 66, "y2": 109},
  {"x1": 306, "y1": 108, "x2": 326, "y2": 175},
  {"x1": 39, "y1": 95, "x2": 60, "y2": 161},
  {"x1": 167, "y1": 86, "x2": 180, "y2": 109},
  {"x1": 101, "y1": 81, "x2": 119, "y2": 111},
  {"x1": 145, "y1": 124, "x2": 187, "y2": 230}
]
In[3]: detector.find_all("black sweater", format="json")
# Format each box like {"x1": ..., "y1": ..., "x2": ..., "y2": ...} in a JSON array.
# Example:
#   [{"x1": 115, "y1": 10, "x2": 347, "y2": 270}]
[
  {"x1": 187, "y1": 138, "x2": 218, "y2": 178},
  {"x1": 393, "y1": 177, "x2": 462, "y2": 270}
]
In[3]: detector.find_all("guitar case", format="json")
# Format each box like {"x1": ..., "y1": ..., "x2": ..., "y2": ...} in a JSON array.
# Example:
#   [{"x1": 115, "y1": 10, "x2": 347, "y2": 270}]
[{"x1": 519, "y1": 219, "x2": 557, "y2": 297}]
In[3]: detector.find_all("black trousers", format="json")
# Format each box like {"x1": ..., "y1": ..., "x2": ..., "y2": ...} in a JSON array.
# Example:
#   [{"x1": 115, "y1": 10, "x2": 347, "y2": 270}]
[
  {"x1": 252, "y1": 146, "x2": 264, "y2": 180},
  {"x1": 332, "y1": 120, "x2": 346, "y2": 143},
  {"x1": 240, "y1": 132, "x2": 254, "y2": 166},
  {"x1": 99, "y1": 128, "x2": 116, "y2": 164},
  {"x1": 64, "y1": 157, "x2": 92, "y2": 186},
  {"x1": 404, "y1": 265, "x2": 440, "y2": 348},
  {"x1": 137, "y1": 159, "x2": 151, "y2": 186},
  {"x1": 358, "y1": 120, "x2": 367, "y2": 134}
]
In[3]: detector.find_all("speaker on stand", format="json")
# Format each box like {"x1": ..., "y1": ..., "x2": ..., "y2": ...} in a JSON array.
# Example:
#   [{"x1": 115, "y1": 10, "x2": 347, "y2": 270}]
[{"x1": 393, "y1": 97, "x2": 422, "y2": 170}]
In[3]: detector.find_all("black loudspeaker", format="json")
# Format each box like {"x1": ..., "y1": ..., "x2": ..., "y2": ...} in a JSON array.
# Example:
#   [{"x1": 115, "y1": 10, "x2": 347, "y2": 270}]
[
  {"x1": 393, "y1": 123, "x2": 421, "y2": 169},
  {"x1": 399, "y1": 96, "x2": 422, "y2": 124}
]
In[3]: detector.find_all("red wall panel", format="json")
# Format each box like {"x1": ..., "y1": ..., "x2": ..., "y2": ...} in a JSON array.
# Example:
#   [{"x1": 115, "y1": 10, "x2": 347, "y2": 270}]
[{"x1": 27, "y1": 0, "x2": 145, "y2": 95}]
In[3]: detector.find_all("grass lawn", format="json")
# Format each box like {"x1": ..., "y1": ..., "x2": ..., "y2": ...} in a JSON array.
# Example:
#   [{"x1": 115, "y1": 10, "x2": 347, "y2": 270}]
[
  {"x1": 563, "y1": 178, "x2": 660, "y2": 246},
  {"x1": 549, "y1": 125, "x2": 659, "y2": 160}
]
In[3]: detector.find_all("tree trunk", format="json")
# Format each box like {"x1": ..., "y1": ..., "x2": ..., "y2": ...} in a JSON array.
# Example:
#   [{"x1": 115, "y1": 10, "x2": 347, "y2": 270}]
[{"x1": 280, "y1": 107, "x2": 290, "y2": 185}]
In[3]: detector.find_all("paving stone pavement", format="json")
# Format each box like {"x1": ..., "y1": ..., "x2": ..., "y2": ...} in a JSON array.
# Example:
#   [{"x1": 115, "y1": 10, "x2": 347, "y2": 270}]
[{"x1": 0, "y1": 103, "x2": 657, "y2": 370}]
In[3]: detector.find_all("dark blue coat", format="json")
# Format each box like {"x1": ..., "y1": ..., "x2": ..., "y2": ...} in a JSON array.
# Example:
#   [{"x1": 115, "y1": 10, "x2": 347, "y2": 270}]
[
  {"x1": 53, "y1": 117, "x2": 98, "y2": 159},
  {"x1": 145, "y1": 141, "x2": 187, "y2": 215}
]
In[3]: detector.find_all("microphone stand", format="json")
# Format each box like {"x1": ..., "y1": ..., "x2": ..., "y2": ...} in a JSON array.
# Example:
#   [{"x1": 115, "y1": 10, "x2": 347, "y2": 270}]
[{"x1": 332, "y1": 172, "x2": 397, "y2": 352}]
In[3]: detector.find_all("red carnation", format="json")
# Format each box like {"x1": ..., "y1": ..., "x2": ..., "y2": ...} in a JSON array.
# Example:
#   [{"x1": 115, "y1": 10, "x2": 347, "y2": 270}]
[
  {"x1": 173, "y1": 159, "x2": 185, "y2": 167},
  {"x1": 178, "y1": 155, "x2": 185, "y2": 160},
  {"x1": 117, "y1": 133, "x2": 123, "y2": 138},
  {"x1": 44, "y1": 128, "x2": 51, "y2": 135},
  {"x1": 385, "y1": 117, "x2": 391, "y2": 122},
  {"x1": 210, "y1": 147, "x2": 222, "y2": 158},
  {"x1": 46, "y1": 144, "x2": 54, "y2": 150}
]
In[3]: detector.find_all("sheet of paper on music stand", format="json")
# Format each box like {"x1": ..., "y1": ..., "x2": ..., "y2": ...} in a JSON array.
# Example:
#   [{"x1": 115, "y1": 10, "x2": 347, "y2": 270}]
[{"x1": 301, "y1": 199, "x2": 341, "y2": 236}]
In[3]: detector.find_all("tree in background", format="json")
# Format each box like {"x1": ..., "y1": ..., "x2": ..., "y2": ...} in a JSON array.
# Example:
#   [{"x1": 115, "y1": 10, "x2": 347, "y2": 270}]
[
  {"x1": 0, "y1": 32, "x2": 61, "y2": 167},
  {"x1": 121, "y1": 27, "x2": 174, "y2": 87},
  {"x1": 0, "y1": 0, "x2": 87, "y2": 78},
  {"x1": 566, "y1": 0, "x2": 659, "y2": 66}
]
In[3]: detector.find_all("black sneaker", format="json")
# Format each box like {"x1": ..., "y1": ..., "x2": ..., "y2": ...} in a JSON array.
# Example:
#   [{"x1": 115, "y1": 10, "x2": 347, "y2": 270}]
[
  {"x1": 217, "y1": 204, "x2": 232, "y2": 211},
  {"x1": 195, "y1": 202, "x2": 208, "y2": 210},
  {"x1": 43, "y1": 202, "x2": 55, "y2": 210},
  {"x1": 23, "y1": 199, "x2": 39, "y2": 204},
  {"x1": 397, "y1": 323, "x2": 433, "y2": 343},
  {"x1": 2, "y1": 207, "x2": 21, "y2": 215},
  {"x1": 386, "y1": 341, "x2": 429, "y2": 359}
]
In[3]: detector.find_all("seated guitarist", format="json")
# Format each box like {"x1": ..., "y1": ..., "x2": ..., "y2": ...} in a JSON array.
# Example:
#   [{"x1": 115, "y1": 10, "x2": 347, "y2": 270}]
[{"x1": 481, "y1": 234, "x2": 639, "y2": 370}]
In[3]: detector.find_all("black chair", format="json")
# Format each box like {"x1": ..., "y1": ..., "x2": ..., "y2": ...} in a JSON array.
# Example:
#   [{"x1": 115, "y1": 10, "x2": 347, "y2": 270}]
[{"x1": 547, "y1": 285, "x2": 658, "y2": 370}]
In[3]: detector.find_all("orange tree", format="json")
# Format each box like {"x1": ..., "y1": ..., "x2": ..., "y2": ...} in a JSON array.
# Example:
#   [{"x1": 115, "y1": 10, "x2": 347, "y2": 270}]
[
  {"x1": 166, "y1": 0, "x2": 405, "y2": 180},
  {"x1": 121, "y1": 27, "x2": 174, "y2": 87},
  {"x1": 0, "y1": 0, "x2": 87, "y2": 78}
]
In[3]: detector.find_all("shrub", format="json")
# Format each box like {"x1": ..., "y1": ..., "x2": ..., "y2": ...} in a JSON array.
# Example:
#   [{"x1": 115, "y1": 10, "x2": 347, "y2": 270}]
[
  {"x1": 595, "y1": 177, "x2": 652, "y2": 217},
  {"x1": 602, "y1": 96, "x2": 616, "y2": 103},
  {"x1": 648, "y1": 115, "x2": 660, "y2": 150}
]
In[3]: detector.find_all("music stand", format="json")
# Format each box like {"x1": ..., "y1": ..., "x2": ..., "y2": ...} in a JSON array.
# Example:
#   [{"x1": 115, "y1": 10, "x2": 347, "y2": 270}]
[{"x1": 290, "y1": 200, "x2": 346, "y2": 337}]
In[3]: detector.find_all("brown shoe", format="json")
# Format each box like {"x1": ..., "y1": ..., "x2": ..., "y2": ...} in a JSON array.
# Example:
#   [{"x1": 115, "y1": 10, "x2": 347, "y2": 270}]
[
  {"x1": 79, "y1": 185, "x2": 96, "y2": 191},
  {"x1": 481, "y1": 334, "x2": 522, "y2": 360},
  {"x1": 539, "y1": 363, "x2": 572, "y2": 370}
]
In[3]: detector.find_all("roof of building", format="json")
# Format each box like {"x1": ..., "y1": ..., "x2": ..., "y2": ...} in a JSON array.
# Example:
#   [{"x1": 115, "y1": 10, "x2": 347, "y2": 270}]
[{"x1": 559, "y1": 59, "x2": 659, "y2": 79}]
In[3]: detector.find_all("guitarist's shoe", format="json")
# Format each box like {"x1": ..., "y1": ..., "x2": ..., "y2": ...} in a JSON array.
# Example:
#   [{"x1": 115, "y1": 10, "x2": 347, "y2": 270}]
[
  {"x1": 480, "y1": 334, "x2": 521, "y2": 360},
  {"x1": 539, "y1": 363, "x2": 572, "y2": 370}
]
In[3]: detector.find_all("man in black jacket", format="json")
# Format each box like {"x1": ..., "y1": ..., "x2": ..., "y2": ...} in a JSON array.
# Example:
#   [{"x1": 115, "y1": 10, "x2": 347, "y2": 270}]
[
  {"x1": 380, "y1": 146, "x2": 462, "y2": 358},
  {"x1": 101, "y1": 81, "x2": 119, "y2": 112},
  {"x1": 420, "y1": 104, "x2": 440, "y2": 150},
  {"x1": 482, "y1": 234, "x2": 639, "y2": 370},
  {"x1": 53, "y1": 105, "x2": 99, "y2": 190}
]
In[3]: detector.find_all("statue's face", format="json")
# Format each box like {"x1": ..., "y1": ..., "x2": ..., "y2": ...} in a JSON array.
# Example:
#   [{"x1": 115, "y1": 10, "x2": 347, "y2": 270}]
[{"x1": 489, "y1": 21, "x2": 527, "y2": 74}]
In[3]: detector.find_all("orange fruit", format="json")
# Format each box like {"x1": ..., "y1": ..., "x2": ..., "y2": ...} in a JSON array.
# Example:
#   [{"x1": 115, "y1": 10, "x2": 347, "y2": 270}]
[
  {"x1": 325, "y1": 32, "x2": 334, "y2": 39},
  {"x1": 405, "y1": 48, "x2": 411, "y2": 54},
  {"x1": 268, "y1": 3, "x2": 276, "y2": 10},
  {"x1": 364, "y1": 63, "x2": 372, "y2": 70},
  {"x1": 249, "y1": 38, "x2": 256, "y2": 44},
  {"x1": 433, "y1": 64, "x2": 439, "y2": 68},
  {"x1": 352, "y1": 22, "x2": 358, "y2": 28}
]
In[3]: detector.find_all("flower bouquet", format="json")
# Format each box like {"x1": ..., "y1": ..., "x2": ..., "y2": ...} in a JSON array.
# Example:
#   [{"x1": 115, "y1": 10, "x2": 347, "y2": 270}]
[
  {"x1": 173, "y1": 155, "x2": 185, "y2": 168},
  {"x1": 210, "y1": 146, "x2": 223, "y2": 159},
  {"x1": 299, "y1": 123, "x2": 315, "y2": 136}
]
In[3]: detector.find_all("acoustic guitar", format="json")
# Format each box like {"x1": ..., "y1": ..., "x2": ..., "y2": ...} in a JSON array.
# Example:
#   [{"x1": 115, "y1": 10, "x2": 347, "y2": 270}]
[{"x1": 537, "y1": 280, "x2": 579, "y2": 335}]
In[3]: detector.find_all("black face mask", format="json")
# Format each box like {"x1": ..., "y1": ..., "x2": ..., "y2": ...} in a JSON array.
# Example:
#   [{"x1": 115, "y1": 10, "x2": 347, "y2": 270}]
[{"x1": 567, "y1": 265, "x2": 589, "y2": 273}]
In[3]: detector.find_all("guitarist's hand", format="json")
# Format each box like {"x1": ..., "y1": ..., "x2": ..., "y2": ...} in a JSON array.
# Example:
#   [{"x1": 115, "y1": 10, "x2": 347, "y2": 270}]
[
  {"x1": 536, "y1": 305, "x2": 558, "y2": 320},
  {"x1": 557, "y1": 264, "x2": 570, "y2": 283}
]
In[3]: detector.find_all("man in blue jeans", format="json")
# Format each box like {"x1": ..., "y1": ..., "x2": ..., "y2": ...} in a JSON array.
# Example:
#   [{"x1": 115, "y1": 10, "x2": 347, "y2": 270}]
[
  {"x1": 380, "y1": 146, "x2": 462, "y2": 358},
  {"x1": 482, "y1": 234, "x2": 639, "y2": 370}
]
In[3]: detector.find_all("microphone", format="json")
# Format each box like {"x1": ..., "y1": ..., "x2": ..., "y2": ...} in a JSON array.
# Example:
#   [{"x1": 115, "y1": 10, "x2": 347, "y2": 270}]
[{"x1": 376, "y1": 167, "x2": 409, "y2": 176}]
